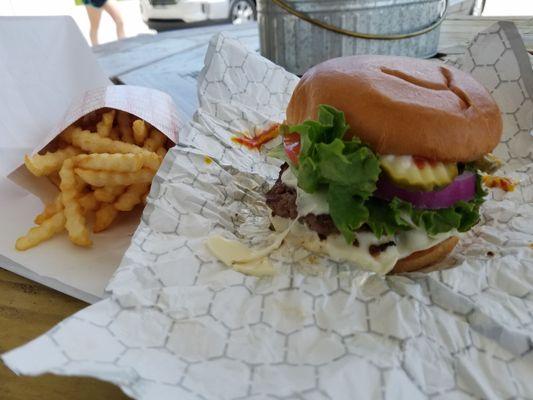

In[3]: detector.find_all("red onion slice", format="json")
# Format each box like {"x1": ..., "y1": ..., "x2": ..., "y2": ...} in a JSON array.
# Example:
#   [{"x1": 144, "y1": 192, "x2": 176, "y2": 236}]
[{"x1": 375, "y1": 171, "x2": 476, "y2": 209}]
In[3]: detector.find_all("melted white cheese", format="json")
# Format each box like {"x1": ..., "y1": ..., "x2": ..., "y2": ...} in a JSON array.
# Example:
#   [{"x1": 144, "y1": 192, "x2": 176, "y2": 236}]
[
  {"x1": 232, "y1": 258, "x2": 275, "y2": 277},
  {"x1": 206, "y1": 223, "x2": 296, "y2": 277},
  {"x1": 272, "y1": 216, "x2": 457, "y2": 275},
  {"x1": 206, "y1": 235, "x2": 276, "y2": 277},
  {"x1": 280, "y1": 167, "x2": 297, "y2": 187},
  {"x1": 281, "y1": 168, "x2": 329, "y2": 215}
]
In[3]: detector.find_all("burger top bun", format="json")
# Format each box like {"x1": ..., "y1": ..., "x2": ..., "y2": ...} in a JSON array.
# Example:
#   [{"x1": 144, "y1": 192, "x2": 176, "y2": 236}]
[{"x1": 286, "y1": 55, "x2": 502, "y2": 162}]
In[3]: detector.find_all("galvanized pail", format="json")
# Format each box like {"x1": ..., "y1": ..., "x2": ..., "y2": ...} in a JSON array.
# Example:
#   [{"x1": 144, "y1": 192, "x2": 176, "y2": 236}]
[{"x1": 258, "y1": 0, "x2": 447, "y2": 75}]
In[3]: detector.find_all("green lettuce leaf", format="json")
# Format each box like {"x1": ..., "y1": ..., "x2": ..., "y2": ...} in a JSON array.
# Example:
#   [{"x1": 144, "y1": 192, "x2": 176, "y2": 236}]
[
  {"x1": 327, "y1": 185, "x2": 368, "y2": 243},
  {"x1": 298, "y1": 156, "x2": 320, "y2": 193},
  {"x1": 316, "y1": 139, "x2": 380, "y2": 196},
  {"x1": 366, "y1": 198, "x2": 413, "y2": 238}
]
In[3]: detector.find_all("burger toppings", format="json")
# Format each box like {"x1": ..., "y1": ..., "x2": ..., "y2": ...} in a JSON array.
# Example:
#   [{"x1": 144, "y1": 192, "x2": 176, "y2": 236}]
[
  {"x1": 268, "y1": 105, "x2": 487, "y2": 244},
  {"x1": 379, "y1": 155, "x2": 458, "y2": 191},
  {"x1": 374, "y1": 171, "x2": 477, "y2": 209},
  {"x1": 266, "y1": 165, "x2": 337, "y2": 237}
]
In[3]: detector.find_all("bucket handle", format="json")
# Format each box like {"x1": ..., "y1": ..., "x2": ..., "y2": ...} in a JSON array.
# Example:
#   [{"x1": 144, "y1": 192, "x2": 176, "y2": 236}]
[{"x1": 270, "y1": 0, "x2": 448, "y2": 40}]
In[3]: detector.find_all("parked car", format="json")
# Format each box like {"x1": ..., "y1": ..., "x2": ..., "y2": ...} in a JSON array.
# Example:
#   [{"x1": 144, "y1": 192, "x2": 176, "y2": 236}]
[{"x1": 140, "y1": 0, "x2": 256, "y2": 31}]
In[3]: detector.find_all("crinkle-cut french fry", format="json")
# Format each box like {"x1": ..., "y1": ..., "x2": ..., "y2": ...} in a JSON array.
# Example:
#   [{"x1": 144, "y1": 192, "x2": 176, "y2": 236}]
[
  {"x1": 24, "y1": 146, "x2": 82, "y2": 177},
  {"x1": 114, "y1": 183, "x2": 150, "y2": 211},
  {"x1": 109, "y1": 127, "x2": 120, "y2": 141},
  {"x1": 72, "y1": 129, "x2": 146, "y2": 155},
  {"x1": 74, "y1": 153, "x2": 143, "y2": 172},
  {"x1": 96, "y1": 110, "x2": 115, "y2": 138},
  {"x1": 143, "y1": 129, "x2": 166, "y2": 152},
  {"x1": 63, "y1": 195, "x2": 92, "y2": 246},
  {"x1": 75, "y1": 175, "x2": 87, "y2": 192},
  {"x1": 117, "y1": 111, "x2": 134, "y2": 144},
  {"x1": 132, "y1": 119, "x2": 149, "y2": 145},
  {"x1": 94, "y1": 203, "x2": 119, "y2": 233},
  {"x1": 139, "y1": 151, "x2": 162, "y2": 171},
  {"x1": 78, "y1": 192, "x2": 99, "y2": 214},
  {"x1": 34, "y1": 194, "x2": 64, "y2": 225},
  {"x1": 156, "y1": 146, "x2": 167, "y2": 158},
  {"x1": 60, "y1": 159, "x2": 92, "y2": 246},
  {"x1": 16, "y1": 211, "x2": 66, "y2": 251},
  {"x1": 48, "y1": 172, "x2": 61, "y2": 188},
  {"x1": 75, "y1": 168, "x2": 154, "y2": 187},
  {"x1": 94, "y1": 185, "x2": 126, "y2": 203}
]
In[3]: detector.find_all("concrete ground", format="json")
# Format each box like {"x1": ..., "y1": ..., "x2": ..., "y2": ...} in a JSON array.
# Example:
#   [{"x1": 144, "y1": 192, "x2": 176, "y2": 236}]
[
  {"x1": 0, "y1": 0, "x2": 531, "y2": 47},
  {"x1": 0, "y1": 0, "x2": 154, "y2": 46}
]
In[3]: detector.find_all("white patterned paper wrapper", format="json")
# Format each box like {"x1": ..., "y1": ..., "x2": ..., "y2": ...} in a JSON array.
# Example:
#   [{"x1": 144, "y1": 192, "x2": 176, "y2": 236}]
[{"x1": 3, "y1": 22, "x2": 533, "y2": 400}]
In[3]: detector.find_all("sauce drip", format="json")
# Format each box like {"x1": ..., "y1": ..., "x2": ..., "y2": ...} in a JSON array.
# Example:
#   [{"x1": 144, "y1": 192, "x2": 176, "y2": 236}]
[
  {"x1": 232, "y1": 124, "x2": 280, "y2": 150},
  {"x1": 482, "y1": 175, "x2": 516, "y2": 192}
]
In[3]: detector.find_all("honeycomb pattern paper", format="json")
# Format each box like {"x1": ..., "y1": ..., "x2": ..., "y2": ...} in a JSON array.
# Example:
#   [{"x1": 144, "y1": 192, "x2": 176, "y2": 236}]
[{"x1": 3, "y1": 22, "x2": 533, "y2": 399}]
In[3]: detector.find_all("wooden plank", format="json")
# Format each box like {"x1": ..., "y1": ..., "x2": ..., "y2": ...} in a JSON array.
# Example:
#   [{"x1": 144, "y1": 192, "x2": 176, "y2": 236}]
[
  {"x1": 439, "y1": 16, "x2": 533, "y2": 53},
  {"x1": 0, "y1": 268, "x2": 128, "y2": 400}
]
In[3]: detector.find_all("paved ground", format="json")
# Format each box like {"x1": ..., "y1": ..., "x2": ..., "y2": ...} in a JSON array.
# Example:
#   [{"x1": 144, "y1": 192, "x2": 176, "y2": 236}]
[
  {"x1": 0, "y1": 0, "x2": 154, "y2": 46},
  {"x1": 0, "y1": 0, "x2": 532, "y2": 47}
]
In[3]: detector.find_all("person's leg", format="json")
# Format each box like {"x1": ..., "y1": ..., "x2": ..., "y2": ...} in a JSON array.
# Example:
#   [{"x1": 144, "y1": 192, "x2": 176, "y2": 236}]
[
  {"x1": 102, "y1": 0, "x2": 125, "y2": 40},
  {"x1": 85, "y1": 5, "x2": 102, "y2": 46}
]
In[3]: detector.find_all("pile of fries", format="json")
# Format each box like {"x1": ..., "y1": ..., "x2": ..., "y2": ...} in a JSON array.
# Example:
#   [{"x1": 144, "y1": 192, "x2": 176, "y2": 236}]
[{"x1": 16, "y1": 109, "x2": 170, "y2": 251}]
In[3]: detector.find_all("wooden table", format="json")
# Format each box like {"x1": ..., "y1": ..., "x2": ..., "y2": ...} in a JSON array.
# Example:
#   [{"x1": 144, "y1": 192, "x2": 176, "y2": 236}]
[
  {"x1": 2, "y1": 15, "x2": 532, "y2": 400},
  {"x1": 0, "y1": 269, "x2": 129, "y2": 399}
]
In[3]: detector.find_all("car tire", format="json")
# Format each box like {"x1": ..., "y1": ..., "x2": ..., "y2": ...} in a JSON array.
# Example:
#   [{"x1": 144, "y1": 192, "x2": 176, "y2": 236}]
[{"x1": 229, "y1": 0, "x2": 256, "y2": 24}]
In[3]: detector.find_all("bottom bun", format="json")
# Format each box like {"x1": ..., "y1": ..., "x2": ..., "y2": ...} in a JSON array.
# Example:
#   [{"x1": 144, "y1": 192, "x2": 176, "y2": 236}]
[{"x1": 391, "y1": 236, "x2": 459, "y2": 274}]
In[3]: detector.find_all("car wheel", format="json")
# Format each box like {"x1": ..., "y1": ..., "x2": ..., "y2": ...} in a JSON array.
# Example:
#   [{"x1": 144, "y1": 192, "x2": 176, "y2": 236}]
[{"x1": 230, "y1": 0, "x2": 256, "y2": 24}]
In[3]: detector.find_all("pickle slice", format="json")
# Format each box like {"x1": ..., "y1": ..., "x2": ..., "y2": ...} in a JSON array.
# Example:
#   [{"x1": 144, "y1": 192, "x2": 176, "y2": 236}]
[{"x1": 380, "y1": 155, "x2": 458, "y2": 191}]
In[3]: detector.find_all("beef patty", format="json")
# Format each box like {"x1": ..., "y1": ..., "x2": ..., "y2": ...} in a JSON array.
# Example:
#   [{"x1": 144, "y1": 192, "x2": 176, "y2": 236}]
[{"x1": 265, "y1": 163, "x2": 339, "y2": 238}]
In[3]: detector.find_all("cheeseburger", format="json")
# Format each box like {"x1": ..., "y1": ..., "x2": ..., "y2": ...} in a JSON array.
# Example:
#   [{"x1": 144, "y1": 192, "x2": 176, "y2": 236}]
[{"x1": 266, "y1": 55, "x2": 503, "y2": 274}]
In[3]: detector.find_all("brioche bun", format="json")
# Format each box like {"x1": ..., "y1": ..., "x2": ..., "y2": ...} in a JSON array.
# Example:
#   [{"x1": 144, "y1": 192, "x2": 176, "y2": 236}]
[
  {"x1": 391, "y1": 236, "x2": 459, "y2": 274},
  {"x1": 286, "y1": 55, "x2": 502, "y2": 162}
]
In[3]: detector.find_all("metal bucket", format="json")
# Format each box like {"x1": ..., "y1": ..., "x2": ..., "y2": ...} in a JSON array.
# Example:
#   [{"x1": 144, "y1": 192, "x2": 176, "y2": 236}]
[{"x1": 258, "y1": 0, "x2": 447, "y2": 75}]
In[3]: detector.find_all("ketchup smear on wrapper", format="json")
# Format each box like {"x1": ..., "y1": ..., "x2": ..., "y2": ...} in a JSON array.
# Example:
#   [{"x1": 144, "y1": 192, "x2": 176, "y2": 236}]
[{"x1": 232, "y1": 124, "x2": 281, "y2": 150}]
